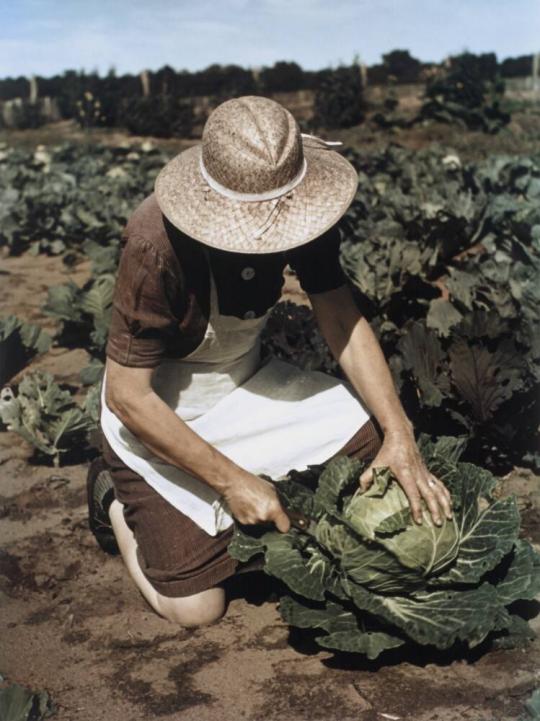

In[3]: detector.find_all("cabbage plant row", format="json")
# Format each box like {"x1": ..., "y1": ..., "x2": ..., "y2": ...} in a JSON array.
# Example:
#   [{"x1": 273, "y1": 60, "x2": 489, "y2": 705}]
[
  {"x1": 0, "y1": 142, "x2": 169, "y2": 462},
  {"x1": 0, "y1": 141, "x2": 538, "y2": 473},
  {"x1": 339, "y1": 145, "x2": 539, "y2": 472},
  {"x1": 264, "y1": 145, "x2": 539, "y2": 472}
]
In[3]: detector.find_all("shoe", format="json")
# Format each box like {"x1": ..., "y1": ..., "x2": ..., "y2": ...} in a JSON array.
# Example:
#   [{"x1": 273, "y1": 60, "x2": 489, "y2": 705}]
[{"x1": 86, "y1": 456, "x2": 119, "y2": 555}]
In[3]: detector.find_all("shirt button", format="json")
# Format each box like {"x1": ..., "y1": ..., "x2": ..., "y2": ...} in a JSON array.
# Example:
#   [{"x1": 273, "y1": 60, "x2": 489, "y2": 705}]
[
  {"x1": 241, "y1": 267, "x2": 256, "y2": 281},
  {"x1": 243, "y1": 310, "x2": 256, "y2": 320}
]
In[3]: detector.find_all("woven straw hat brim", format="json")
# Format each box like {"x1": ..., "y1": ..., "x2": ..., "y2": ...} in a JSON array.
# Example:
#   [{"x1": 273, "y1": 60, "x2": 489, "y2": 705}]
[{"x1": 154, "y1": 143, "x2": 358, "y2": 254}]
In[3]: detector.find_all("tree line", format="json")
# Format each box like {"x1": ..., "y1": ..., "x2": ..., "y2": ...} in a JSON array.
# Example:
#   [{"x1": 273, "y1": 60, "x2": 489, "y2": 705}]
[
  {"x1": 0, "y1": 51, "x2": 533, "y2": 104},
  {"x1": 0, "y1": 51, "x2": 532, "y2": 135}
]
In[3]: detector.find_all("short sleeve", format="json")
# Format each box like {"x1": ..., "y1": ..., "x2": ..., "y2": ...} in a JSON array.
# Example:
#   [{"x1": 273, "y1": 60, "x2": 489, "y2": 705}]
[
  {"x1": 286, "y1": 223, "x2": 346, "y2": 295},
  {"x1": 106, "y1": 234, "x2": 181, "y2": 368}
]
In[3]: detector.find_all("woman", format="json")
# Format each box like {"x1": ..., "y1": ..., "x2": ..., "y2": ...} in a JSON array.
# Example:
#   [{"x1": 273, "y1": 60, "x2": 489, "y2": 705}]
[{"x1": 88, "y1": 95, "x2": 452, "y2": 627}]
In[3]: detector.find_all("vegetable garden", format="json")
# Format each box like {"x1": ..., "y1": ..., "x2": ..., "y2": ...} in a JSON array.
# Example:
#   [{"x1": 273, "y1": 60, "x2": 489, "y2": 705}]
[
  {"x1": 1, "y1": 140, "x2": 538, "y2": 472},
  {"x1": 0, "y1": 91, "x2": 539, "y2": 720}
]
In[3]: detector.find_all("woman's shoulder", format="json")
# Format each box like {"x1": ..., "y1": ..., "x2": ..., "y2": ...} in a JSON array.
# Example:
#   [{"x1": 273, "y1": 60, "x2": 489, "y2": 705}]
[{"x1": 119, "y1": 194, "x2": 187, "y2": 278}]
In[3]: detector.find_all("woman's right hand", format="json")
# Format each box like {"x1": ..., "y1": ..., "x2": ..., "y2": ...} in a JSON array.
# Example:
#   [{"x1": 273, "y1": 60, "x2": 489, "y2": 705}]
[
  {"x1": 223, "y1": 473, "x2": 291, "y2": 533},
  {"x1": 104, "y1": 359, "x2": 291, "y2": 533}
]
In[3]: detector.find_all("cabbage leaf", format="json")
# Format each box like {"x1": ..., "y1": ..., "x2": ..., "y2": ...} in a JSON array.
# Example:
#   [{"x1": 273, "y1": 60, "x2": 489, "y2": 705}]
[{"x1": 229, "y1": 442, "x2": 540, "y2": 658}]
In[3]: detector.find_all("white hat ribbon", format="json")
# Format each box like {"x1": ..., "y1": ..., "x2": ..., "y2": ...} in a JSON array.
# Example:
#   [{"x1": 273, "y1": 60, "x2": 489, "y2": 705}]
[{"x1": 199, "y1": 134, "x2": 342, "y2": 203}]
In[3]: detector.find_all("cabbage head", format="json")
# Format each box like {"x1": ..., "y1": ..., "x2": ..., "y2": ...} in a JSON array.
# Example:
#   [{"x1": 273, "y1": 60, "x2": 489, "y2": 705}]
[{"x1": 343, "y1": 468, "x2": 460, "y2": 575}]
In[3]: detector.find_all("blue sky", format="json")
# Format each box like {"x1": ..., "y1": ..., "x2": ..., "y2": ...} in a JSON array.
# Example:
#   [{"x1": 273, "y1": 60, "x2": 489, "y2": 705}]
[{"x1": 1, "y1": 0, "x2": 538, "y2": 78}]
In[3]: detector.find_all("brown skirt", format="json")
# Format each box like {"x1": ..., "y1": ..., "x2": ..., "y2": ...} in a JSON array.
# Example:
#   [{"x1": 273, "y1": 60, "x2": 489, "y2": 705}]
[{"x1": 101, "y1": 417, "x2": 383, "y2": 598}]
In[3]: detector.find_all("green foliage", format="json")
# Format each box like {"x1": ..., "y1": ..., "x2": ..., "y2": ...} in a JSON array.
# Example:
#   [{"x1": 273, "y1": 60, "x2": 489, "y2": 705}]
[
  {"x1": 229, "y1": 441, "x2": 540, "y2": 658},
  {"x1": 0, "y1": 141, "x2": 171, "y2": 463},
  {"x1": 337, "y1": 144, "x2": 540, "y2": 471},
  {"x1": 188, "y1": 64, "x2": 257, "y2": 99},
  {"x1": 261, "y1": 301, "x2": 338, "y2": 375},
  {"x1": 519, "y1": 688, "x2": 540, "y2": 721},
  {"x1": 80, "y1": 357, "x2": 105, "y2": 386},
  {"x1": 340, "y1": 144, "x2": 484, "y2": 310},
  {"x1": 0, "y1": 371, "x2": 94, "y2": 466},
  {"x1": 368, "y1": 49, "x2": 426, "y2": 85},
  {"x1": 2, "y1": 140, "x2": 537, "y2": 474},
  {"x1": 259, "y1": 62, "x2": 305, "y2": 93},
  {"x1": 0, "y1": 315, "x2": 51, "y2": 385},
  {"x1": 42, "y1": 274, "x2": 114, "y2": 357},
  {"x1": 313, "y1": 65, "x2": 367, "y2": 129},
  {"x1": 382, "y1": 49, "x2": 422, "y2": 83},
  {"x1": 0, "y1": 141, "x2": 169, "y2": 256},
  {"x1": 83, "y1": 381, "x2": 102, "y2": 426},
  {"x1": 372, "y1": 94, "x2": 412, "y2": 131},
  {"x1": 116, "y1": 95, "x2": 195, "y2": 138},
  {"x1": 0, "y1": 682, "x2": 54, "y2": 721},
  {"x1": 74, "y1": 90, "x2": 109, "y2": 129},
  {"x1": 501, "y1": 55, "x2": 534, "y2": 79},
  {"x1": 419, "y1": 53, "x2": 510, "y2": 133},
  {"x1": 269, "y1": 145, "x2": 538, "y2": 471}
]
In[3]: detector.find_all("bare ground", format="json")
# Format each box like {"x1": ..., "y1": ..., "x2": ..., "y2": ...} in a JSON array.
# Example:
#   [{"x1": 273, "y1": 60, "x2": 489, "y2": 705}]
[
  {"x1": 1, "y1": 428, "x2": 539, "y2": 721},
  {"x1": 1, "y1": 116, "x2": 540, "y2": 719}
]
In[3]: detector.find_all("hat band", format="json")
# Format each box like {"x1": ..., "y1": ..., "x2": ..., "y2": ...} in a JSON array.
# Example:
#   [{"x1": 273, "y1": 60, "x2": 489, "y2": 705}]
[{"x1": 199, "y1": 155, "x2": 308, "y2": 203}]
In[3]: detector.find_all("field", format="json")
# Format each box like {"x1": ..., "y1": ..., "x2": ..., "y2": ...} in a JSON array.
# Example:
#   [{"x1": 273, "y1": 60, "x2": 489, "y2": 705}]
[{"x1": 1, "y1": 95, "x2": 540, "y2": 721}]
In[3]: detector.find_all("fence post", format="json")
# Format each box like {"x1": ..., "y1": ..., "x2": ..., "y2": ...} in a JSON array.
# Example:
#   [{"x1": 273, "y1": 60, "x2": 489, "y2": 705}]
[
  {"x1": 360, "y1": 62, "x2": 368, "y2": 89},
  {"x1": 29, "y1": 75, "x2": 38, "y2": 104},
  {"x1": 140, "y1": 70, "x2": 150, "y2": 98},
  {"x1": 533, "y1": 53, "x2": 540, "y2": 95}
]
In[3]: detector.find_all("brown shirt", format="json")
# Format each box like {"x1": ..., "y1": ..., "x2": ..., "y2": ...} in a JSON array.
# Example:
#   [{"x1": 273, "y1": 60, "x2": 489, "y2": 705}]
[{"x1": 106, "y1": 194, "x2": 347, "y2": 368}]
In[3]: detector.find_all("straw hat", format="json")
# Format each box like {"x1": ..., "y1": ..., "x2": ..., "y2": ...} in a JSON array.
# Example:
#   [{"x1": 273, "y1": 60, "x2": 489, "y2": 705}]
[{"x1": 154, "y1": 95, "x2": 358, "y2": 254}]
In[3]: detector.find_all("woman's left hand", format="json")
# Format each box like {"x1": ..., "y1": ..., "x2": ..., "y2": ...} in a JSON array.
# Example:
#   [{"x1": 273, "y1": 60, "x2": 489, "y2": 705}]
[{"x1": 359, "y1": 428, "x2": 453, "y2": 526}]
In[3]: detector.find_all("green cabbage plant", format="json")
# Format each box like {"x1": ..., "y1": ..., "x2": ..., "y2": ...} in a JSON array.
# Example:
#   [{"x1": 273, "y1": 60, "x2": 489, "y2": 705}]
[
  {"x1": 0, "y1": 371, "x2": 94, "y2": 466},
  {"x1": 229, "y1": 437, "x2": 540, "y2": 659}
]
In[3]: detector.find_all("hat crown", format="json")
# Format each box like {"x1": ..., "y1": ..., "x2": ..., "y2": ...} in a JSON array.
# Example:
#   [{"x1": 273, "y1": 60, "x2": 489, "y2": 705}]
[{"x1": 201, "y1": 96, "x2": 303, "y2": 195}]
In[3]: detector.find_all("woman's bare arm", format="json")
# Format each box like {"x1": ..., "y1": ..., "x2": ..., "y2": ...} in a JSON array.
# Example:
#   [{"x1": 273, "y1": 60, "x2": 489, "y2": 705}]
[
  {"x1": 104, "y1": 358, "x2": 290, "y2": 531},
  {"x1": 310, "y1": 284, "x2": 453, "y2": 526}
]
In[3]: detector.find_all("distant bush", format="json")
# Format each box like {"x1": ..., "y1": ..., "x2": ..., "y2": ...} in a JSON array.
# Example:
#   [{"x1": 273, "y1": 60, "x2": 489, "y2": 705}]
[
  {"x1": 0, "y1": 77, "x2": 29, "y2": 101},
  {"x1": 500, "y1": 55, "x2": 534, "y2": 78},
  {"x1": 418, "y1": 53, "x2": 510, "y2": 133},
  {"x1": 368, "y1": 50, "x2": 425, "y2": 85},
  {"x1": 0, "y1": 51, "x2": 531, "y2": 131},
  {"x1": 313, "y1": 65, "x2": 367, "y2": 129},
  {"x1": 382, "y1": 49, "x2": 423, "y2": 83},
  {"x1": 259, "y1": 62, "x2": 305, "y2": 93},
  {"x1": 116, "y1": 95, "x2": 195, "y2": 137},
  {"x1": 74, "y1": 91, "x2": 111, "y2": 129},
  {"x1": 188, "y1": 64, "x2": 257, "y2": 98}
]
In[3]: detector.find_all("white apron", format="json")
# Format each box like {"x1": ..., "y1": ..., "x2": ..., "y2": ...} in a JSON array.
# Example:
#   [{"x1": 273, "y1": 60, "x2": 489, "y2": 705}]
[{"x1": 101, "y1": 270, "x2": 370, "y2": 536}]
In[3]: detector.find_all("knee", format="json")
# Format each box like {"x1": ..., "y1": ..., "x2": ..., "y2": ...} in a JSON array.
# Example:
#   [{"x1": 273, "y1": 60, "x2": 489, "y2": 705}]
[
  {"x1": 156, "y1": 588, "x2": 226, "y2": 628},
  {"x1": 158, "y1": 599, "x2": 225, "y2": 628}
]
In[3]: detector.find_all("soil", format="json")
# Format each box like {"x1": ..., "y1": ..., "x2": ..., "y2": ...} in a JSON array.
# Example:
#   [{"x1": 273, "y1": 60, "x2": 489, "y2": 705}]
[
  {"x1": 1, "y1": 440, "x2": 539, "y2": 721},
  {"x1": 1, "y1": 113, "x2": 540, "y2": 719}
]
